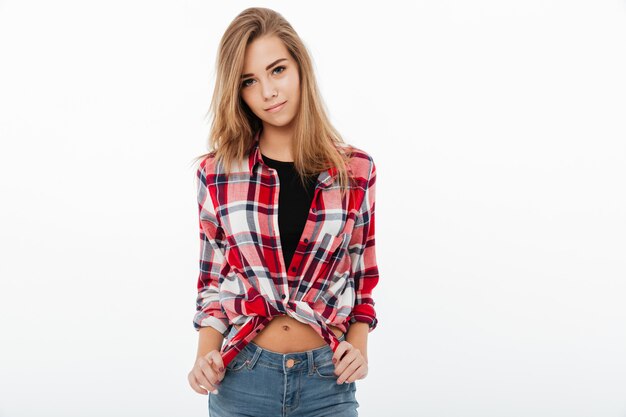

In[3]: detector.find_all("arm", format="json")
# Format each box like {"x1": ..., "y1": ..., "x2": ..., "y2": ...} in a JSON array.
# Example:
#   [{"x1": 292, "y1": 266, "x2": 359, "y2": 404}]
[
  {"x1": 346, "y1": 157, "x2": 380, "y2": 360},
  {"x1": 193, "y1": 162, "x2": 231, "y2": 358},
  {"x1": 346, "y1": 322, "x2": 370, "y2": 363},
  {"x1": 196, "y1": 327, "x2": 226, "y2": 361}
]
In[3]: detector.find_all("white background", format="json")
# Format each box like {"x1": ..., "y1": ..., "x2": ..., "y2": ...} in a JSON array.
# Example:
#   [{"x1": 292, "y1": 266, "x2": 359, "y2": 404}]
[{"x1": 1, "y1": 1, "x2": 625, "y2": 416}]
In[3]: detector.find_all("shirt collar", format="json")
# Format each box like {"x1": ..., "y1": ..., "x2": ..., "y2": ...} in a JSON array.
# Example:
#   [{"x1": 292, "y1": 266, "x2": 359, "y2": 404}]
[{"x1": 247, "y1": 129, "x2": 337, "y2": 189}]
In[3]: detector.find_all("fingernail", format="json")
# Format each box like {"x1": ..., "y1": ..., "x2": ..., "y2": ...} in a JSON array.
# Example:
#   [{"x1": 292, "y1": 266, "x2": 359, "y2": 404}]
[
  {"x1": 219, "y1": 367, "x2": 224, "y2": 372},
  {"x1": 211, "y1": 389, "x2": 219, "y2": 395},
  {"x1": 332, "y1": 358, "x2": 337, "y2": 364}
]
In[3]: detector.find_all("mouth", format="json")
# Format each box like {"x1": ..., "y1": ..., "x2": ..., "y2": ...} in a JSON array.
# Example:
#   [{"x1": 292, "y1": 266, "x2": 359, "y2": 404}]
[{"x1": 265, "y1": 101, "x2": 287, "y2": 112}]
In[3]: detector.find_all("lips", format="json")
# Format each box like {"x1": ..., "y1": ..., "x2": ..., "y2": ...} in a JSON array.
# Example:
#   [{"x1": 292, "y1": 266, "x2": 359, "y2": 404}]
[{"x1": 265, "y1": 101, "x2": 286, "y2": 111}]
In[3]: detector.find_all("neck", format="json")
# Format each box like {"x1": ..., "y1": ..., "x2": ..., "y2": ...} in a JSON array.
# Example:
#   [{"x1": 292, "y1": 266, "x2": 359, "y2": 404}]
[{"x1": 259, "y1": 124, "x2": 294, "y2": 161}]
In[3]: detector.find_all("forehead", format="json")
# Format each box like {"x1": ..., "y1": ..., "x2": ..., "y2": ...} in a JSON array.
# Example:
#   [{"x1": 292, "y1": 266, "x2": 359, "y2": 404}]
[{"x1": 242, "y1": 35, "x2": 291, "y2": 70}]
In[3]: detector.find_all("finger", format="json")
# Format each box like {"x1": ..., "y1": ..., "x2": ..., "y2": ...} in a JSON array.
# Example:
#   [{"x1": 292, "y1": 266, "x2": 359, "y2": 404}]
[
  {"x1": 204, "y1": 355, "x2": 225, "y2": 388},
  {"x1": 187, "y1": 372, "x2": 209, "y2": 395},
  {"x1": 332, "y1": 341, "x2": 352, "y2": 366},
  {"x1": 334, "y1": 348, "x2": 357, "y2": 376},
  {"x1": 208, "y1": 351, "x2": 226, "y2": 376},
  {"x1": 205, "y1": 359, "x2": 224, "y2": 387},
  {"x1": 196, "y1": 366, "x2": 220, "y2": 394},
  {"x1": 188, "y1": 372, "x2": 209, "y2": 395},
  {"x1": 337, "y1": 360, "x2": 365, "y2": 384}
]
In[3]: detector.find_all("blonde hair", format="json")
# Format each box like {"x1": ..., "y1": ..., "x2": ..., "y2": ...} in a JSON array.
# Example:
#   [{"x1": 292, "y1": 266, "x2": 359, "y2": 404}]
[{"x1": 191, "y1": 7, "x2": 356, "y2": 197}]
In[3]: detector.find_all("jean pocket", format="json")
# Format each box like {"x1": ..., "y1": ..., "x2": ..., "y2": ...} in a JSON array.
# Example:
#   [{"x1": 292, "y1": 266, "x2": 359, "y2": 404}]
[
  {"x1": 313, "y1": 360, "x2": 338, "y2": 379},
  {"x1": 225, "y1": 354, "x2": 250, "y2": 373}
]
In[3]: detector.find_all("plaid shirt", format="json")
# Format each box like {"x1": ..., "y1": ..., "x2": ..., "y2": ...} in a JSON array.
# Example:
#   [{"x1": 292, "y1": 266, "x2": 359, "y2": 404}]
[{"x1": 194, "y1": 130, "x2": 379, "y2": 366}]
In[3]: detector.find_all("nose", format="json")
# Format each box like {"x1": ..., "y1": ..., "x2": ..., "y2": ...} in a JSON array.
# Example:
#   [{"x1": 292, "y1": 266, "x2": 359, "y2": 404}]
[{"x1": 262, "y1": 82, "x2": 277, "y2": 100}]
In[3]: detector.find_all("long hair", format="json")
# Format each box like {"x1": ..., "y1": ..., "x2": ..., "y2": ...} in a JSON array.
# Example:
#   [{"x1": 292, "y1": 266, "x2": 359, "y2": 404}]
[{"x1": 192, "y1": 7, "x2": 357, "y2": 197}]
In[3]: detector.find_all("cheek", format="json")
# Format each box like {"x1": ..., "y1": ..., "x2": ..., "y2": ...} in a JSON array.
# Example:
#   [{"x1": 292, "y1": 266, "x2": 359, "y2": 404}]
[
  {"x1": 240, "y1": 92, "x2": 251, "y2": 107},
  {"x1": 240, "y1": 92, "x2": 260, "y2": 113},
  {"x1": 280, "y1": 70, "x2": 298, "y2": 90},
  {"x1": 285, "y1": 76, "x2": 300, "y2": 103}
]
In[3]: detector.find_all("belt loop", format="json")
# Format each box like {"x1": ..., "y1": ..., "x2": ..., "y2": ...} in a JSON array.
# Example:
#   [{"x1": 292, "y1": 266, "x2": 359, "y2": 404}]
[
  {"x1": 247, "y1": 345, "x2": 262, "y2": 369},
  {"x1": 307, "y1": 350, "x2": 314, "y2": 375}
]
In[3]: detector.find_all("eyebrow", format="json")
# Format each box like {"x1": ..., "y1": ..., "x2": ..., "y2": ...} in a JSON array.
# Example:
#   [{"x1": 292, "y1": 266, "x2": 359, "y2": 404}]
[{"x1": 241, "y1": 58, "x2": 288, "y2": 79}]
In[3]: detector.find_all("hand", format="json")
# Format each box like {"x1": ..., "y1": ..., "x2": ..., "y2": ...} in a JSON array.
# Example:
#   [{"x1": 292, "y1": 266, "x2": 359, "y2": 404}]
[
  {"x1": 188, "y1": 349, "x2": 226, "y2": 395},
  {"x1": 331, "y1": 341, "x2": 369, "y2": 384}
]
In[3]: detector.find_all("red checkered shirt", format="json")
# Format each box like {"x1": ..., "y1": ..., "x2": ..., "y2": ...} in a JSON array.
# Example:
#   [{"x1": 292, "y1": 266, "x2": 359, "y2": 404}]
[{"x1": 194, "y1": 130, "x2": 379, "y2": 366}]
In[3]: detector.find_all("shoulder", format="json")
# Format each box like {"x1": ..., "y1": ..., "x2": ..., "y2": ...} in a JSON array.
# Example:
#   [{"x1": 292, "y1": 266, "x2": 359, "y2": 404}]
[
  {"x1": 197, "y1": 151, "x2": 219, "y2": 178},
  {"x1": 342, "y1": 144, "x2": 376, "y2": 181},
  {"x1": 198, "y1": 150, "x2": 249, "y2": 177}
]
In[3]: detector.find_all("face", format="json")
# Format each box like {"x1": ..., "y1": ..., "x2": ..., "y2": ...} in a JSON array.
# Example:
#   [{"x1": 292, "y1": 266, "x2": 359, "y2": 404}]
[{"x1": 239, "y1": 35, "x2": 300, "y2": 129}]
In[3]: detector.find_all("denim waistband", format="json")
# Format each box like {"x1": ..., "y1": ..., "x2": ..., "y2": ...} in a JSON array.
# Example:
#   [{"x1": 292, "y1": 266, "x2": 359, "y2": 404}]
[{"x1": 237, "y1": 333, "x2": 346, "y2": 373}]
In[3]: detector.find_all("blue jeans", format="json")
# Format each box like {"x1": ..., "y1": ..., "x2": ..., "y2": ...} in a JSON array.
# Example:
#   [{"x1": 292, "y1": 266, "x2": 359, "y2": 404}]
[{"x1": 209, "y1": 332, "x2": 359, "y2": 417}]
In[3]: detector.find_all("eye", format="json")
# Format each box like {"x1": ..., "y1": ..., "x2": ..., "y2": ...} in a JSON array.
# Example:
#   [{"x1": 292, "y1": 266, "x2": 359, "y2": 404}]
[{"x1": 241, "y1": 66, "x2": 286, "y2": 88}]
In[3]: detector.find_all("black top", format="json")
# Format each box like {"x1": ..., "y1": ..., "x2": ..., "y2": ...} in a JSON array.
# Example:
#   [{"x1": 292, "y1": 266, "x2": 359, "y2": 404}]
[{"x1": 261, "y1": 154, "x2": 318, "y2": 269}]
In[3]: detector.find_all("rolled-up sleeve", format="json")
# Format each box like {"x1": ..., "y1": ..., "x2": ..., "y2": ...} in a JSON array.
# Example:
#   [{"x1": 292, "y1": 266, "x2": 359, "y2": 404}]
[
  {"x1": 193, "y1": 163, "x2": 231, "y2": 336},
  {"x1": 348, "y1": 157, "x2": 380, "y2": 332}
]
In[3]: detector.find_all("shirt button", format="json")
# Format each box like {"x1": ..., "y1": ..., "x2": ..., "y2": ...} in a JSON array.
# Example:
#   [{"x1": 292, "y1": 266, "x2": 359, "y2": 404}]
[
  {"x1": 311, "y1": 208, "x2": 316, "y2": 213},
  {"x1": 303, "y1": 238, "x2": 309, "y2": 243},
  {"x1": 291, "y1": 267, "x2": 296, "y2": 272},
  {"x1": 281, "y1": 294, "x2": 286, "y2": 299}
]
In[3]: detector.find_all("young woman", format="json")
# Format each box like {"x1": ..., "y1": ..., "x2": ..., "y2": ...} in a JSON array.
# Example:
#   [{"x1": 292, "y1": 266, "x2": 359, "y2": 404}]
[{"x1": 187, "y1": 7, "x2": 380, "y2": 416}]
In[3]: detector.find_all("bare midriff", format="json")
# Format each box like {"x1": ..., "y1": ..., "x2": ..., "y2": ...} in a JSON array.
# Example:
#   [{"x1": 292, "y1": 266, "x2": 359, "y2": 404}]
[{"x1": 233, "y1": 314, "x2": 345, "y2": 353}]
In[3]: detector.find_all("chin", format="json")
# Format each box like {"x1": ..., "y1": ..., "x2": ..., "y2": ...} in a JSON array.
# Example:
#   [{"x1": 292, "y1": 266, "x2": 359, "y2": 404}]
[{"x1": 261, "y1": 115, "x2": 296, "y2": 127}]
